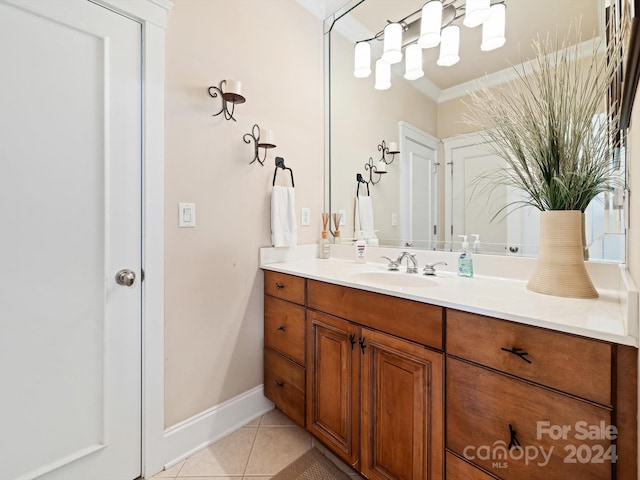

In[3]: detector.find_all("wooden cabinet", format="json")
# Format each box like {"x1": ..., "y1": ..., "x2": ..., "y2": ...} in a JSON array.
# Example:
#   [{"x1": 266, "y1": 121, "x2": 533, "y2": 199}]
[
  {"x1": 446, "y1": 453, "x2": 495, "y2": 480},
  {"x1": 446, "y1": 309, "x2": 637, "y2": 480},
  {"x1": 447, "y1": 358, "x2": 612, "y2": 480},
  {"x1": 263, "y1": 271, "x2": 306, "y2": 427},
  {"x1": 306, "y1": 281, "x2": 444, "y2": 480},
  {"x1": 306, "y1": 310, "x2": 360, "y2": 468},
  {"x1": 447, "y1": 309, "x2": 612, "y2": 405},
  {"x1": 263, "y1": 271, "x2": 637, "y2": 480},
  {"x1": 361, "y1": 328, "x2": 443, "y2": 480}
]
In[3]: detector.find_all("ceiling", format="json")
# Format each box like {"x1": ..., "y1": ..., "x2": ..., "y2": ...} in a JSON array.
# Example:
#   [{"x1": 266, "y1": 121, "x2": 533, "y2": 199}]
[{"x1": 306, "y1": 0, "x2": 605, "y2": 101}]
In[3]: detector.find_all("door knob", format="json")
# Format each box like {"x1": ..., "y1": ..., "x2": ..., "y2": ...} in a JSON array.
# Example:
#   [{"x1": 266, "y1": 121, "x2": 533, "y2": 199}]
[{"x1": 115, "y1": 269, "x2": 136, "y2": 287}]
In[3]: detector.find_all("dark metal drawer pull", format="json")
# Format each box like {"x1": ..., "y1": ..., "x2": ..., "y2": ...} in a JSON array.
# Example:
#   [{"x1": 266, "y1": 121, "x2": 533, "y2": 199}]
[
  {"x1": 277, "y1": 325, "x2": 286, "y2": 332},
  {"x1": 501, "y1": 347, "x2": 532, "y2": 364},
  {"x1": 508, "y1": 424, "x2": 521, "y2": 450},
  {"x1": 275, "y1": 379, "x2": 285, "y2": 388},
  {"x1": 275, "y1": 282, "x2": 284, "y2": 289}
]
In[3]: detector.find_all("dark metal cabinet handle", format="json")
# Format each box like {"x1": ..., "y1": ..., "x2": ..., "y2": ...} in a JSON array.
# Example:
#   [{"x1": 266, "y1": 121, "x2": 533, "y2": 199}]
[
  {"x1": 275, "y1": 379, "x2": 284, "y2": 388},
  {"x1": 349, "y1": 334, "x2": 356, "y2": 350},
  {"x1": 508, "y1": 424, "x2": 522, "y2": 450},
  {"x1": 277, "y1": 325, "x2": 286, "y2": 332},
  {"x1": 359, "y1": 337, "x2": 367, "y2": 354},
  {"x1": 501, "y1": 347, "x2": 532, "y2": 364},
  {"x1": 275, "y1": 282, "x2": 284, "y2": 289}
]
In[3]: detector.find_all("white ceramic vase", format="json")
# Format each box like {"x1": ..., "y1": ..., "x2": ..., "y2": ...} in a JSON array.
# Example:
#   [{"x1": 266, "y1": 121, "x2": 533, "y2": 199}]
[{"x1": 526, "y1": 210, "x2": 598, "y2": 298}]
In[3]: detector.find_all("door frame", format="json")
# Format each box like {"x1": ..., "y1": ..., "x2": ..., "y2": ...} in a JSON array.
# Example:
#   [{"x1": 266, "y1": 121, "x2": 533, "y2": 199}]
[
  {"x1": 398, "y1": 121, "x2": 440, "y2": 246},
  {"x1": 91, "y1": 0, "x2": 170, "y2": 477}
]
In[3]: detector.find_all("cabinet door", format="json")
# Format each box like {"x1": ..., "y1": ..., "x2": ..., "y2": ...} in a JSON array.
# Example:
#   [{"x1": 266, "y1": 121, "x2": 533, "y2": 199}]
[
  {"x1": 361, "y1": 328, "x2": 444, "y2": 480},
  {"x1": 306, "y1": 310, "x2": 360, "y2": 468}
]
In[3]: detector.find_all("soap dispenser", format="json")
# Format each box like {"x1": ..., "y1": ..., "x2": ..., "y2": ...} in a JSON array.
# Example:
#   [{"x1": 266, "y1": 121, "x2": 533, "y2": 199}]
[
  {"x1": 458, "y1": 235, "x2": 474, "y2": 278},
  {"x1": 471, "y1": 234, "x2": 480, "y2": 254}
]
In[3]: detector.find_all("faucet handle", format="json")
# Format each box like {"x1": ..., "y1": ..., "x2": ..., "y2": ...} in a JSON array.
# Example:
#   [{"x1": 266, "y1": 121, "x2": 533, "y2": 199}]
[
  {"x1": 381, "y1": 256, "x2": 400, "y2": 271},
  {"x1": 423, "y1": 261, "x2": 447, "y2": 276}
]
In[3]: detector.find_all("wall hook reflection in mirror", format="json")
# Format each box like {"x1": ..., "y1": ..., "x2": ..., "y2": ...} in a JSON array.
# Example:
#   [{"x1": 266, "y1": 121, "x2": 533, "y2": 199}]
[
  {"x1": 364, "y1": 156, "x2": 386, "y2": 185},
  {"x1": 378, "y1": 140, "x2": 400, "y2": 165},
  {"x1": 243, "y1": 124, "x2": 276, "y2": 166},
  {"x1": 356, "y1": 173, "x2": 370, "y2": 197},
  {"x1": 208, "y1": 79, "x2": 246, "y2": 122}
]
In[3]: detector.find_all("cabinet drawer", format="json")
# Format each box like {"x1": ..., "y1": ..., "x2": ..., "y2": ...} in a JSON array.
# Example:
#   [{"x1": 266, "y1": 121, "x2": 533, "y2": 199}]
[
  {"x1": 265, "y1": 296, "x2": 305, "y2": 365},
  {"x1": 446, "y1": 452, "x2": 496, "y2": 480},
  {"x1": 447, "y1": 359, "x2": 613, "y2": 480},
  {"x1": 264, "y1": 348, "x2": 305, "y2": 427},
  {"x1": 308, "y1": 280, "x2": 443, "y2": 350},
  {"x1": 264, "y1": 271, "x2": 305, "y2": 305},
  {"x1": 446, "y1": 310, "x2": 612, "y2": 406}
]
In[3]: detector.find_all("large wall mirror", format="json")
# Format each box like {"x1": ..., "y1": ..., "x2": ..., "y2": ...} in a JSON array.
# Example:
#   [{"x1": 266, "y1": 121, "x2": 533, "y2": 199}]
[{"x1": 324, "y1": 0, "x2": 630, "y2": 261}]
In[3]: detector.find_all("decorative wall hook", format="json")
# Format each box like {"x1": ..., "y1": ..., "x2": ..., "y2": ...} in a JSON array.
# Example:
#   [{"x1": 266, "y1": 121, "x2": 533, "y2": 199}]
[
  {"x1": 364, "y1": 156, "x2": 386, "y2": 185},
  {"x1": 378, "y1": 139, "x2": 400, "y2": 165},
  {"x1": 208, "y1": 79, "x2": 245, "y2": 122},
  {"x1": 243, "y1": 124, "x2": 275, "y2": 166}
]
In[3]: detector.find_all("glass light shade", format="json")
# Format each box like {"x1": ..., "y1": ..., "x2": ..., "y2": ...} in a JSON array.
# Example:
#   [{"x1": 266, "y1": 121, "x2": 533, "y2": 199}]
[
  {"x1": 354, "y1": 41, "x2": 372, "y2": 78},
  {"x1": 374, "y1": 59, "x2": 391, "y2": 90},
  {"x1": 418, "y1": 1, "x2": 443, "y2": 48},
  {"x1": 437, "y1": 25, "x2": 460, "y2": 67},
  {"x1": 463, "y1": 0, "x2": 491, "y2": 28},
  {"x1": 404, "y1": 44, "x2": 424, "y2": 80},
  {"x1": 481, "y1": 4, "x2": 506, "y2": 51},
  {"x1": 382, "y1": 23, "x2": 403, "y2": 64}
]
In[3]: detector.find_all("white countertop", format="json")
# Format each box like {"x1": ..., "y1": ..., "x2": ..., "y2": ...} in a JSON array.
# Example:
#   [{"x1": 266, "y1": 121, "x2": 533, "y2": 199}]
[{"x1": 260, "y1": 245, "x2": 639, "y2": 347}]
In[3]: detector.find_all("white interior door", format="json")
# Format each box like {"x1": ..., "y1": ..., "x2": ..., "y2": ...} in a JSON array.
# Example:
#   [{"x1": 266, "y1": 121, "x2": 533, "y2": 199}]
[
  {"x1": 0, "y1": 1, "x2": 142, "y2": 479},
  {"x1": 444, "y1": 135, "x2": 539, "y2": 255},
  {"x1": 399, "y1": 122, "x2": 439, "y2": 248}
]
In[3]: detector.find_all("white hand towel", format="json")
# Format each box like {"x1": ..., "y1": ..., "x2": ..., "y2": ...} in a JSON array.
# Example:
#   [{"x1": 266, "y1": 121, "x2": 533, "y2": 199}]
[
  {"x1": 356, "y1": 195, "x2": 375, "y2": 233},
  {"x1": 271, "y1": 186, "x2": 297, "y2": 247}
]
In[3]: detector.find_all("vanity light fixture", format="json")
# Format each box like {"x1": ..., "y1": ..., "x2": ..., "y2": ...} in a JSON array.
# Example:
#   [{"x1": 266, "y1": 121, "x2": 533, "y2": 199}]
[
  {"x1": 438, "y1": 25, "x2": 461, "y2": 66},
  {"x1": 378, "y1": 140, "x2": 400, "y2": 166},
  {"x1": 352, "y1": 0, "x2": 506, "y2": 88},
  {"x1": 404, "y1": 44, "x2": 425, "y2": 80},
  {"x1": 374, "y1": 59, "x2": 391, "y2": 90},
  {"x1": 364, "y1": 156, "x2": 386, "y2": 185},
  {"x1": 463, "y1": 0, "x2": 491, "y2": 28},
  {"x1": 208, "y1": 79, "x2": 245, "y2": 122},
  {"x1": 243, "y1": 124, "x2": 276, "y2": 166},
  {"x1": 481, "y1": 3, "x2": 506, "y2": 51},
  {"x1": 419, "y1": 1, "x2": 443, "y2": 48},
  {"x1": 354, "y1": 41, "x2": 372, "y2": 77},
  {"x1": 382, "y1": 23, "x2": 403, "y2": 64}
]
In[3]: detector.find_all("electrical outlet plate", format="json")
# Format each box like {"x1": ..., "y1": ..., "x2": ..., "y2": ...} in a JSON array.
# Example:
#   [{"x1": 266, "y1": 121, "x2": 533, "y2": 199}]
[
  {"x1": 301, "y1": 207, "x2": 311, "y2": 226},
  {"x1": 338, "y1": 209, "x2": 346, "y2": 226}
]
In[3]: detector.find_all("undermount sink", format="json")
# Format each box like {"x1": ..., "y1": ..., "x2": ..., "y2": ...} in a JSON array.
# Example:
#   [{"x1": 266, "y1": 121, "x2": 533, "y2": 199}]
[{"x1": 349, "y1": 271, "x2": 438, "y2": 289}]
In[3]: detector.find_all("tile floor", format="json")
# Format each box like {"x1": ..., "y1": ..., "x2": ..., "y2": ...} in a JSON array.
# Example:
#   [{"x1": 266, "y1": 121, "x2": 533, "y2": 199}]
[{"x1": 150, "y1": 408, "x2": 360, "y2": 480}]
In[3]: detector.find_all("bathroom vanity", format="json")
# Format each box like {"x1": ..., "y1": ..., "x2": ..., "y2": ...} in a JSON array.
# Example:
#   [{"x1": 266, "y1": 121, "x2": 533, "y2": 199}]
[{"x1": 261, "y1": 249, "x2": 638, "y2": 480}]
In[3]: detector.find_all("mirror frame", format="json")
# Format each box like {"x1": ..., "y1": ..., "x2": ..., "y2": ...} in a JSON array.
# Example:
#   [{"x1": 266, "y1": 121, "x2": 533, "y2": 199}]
[{"x1": 620, "y1": 0, "x2": 640, "y2": 128}]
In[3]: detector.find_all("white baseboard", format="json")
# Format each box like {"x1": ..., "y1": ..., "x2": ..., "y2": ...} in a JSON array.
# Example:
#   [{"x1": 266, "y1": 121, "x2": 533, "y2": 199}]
[{"x1": 160, "y1": 385, "x2": 274, "y2": 472}]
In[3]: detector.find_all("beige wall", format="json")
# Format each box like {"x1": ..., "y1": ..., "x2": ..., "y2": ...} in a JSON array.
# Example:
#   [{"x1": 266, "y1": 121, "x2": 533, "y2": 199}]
[
  {"x1": 164, "y1": 0, "x2": 323, "y2": 427},
  {"x1": 330, "y1": 32, "x2": 438, "y2": 241}
]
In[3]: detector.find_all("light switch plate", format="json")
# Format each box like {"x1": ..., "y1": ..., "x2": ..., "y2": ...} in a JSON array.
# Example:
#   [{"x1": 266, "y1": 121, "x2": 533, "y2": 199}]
[
  {"x1": 179, "y1": 202, "x2": 196, "y2": 227},
  {"x1": 301, "y1": 207, "x2": 311, "y2": 226},
  {"x1": 391, "y1": 213, "x2": 398, "y2": 226},
  {"x1": 338, "y1": 209, "x2": 346, "y2": 226}
]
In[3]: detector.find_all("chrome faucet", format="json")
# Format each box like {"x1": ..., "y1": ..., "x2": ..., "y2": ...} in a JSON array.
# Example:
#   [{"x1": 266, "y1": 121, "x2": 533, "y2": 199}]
[
  {"x1": 423, "y1": 261, "x2": 447, "y2": 276},
  {"x1": 397, "y1": 251, "x2": 419, "y2": 273},
  {"x1": 381, "y1": 256, "x2": 400, "y2": 271}
]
